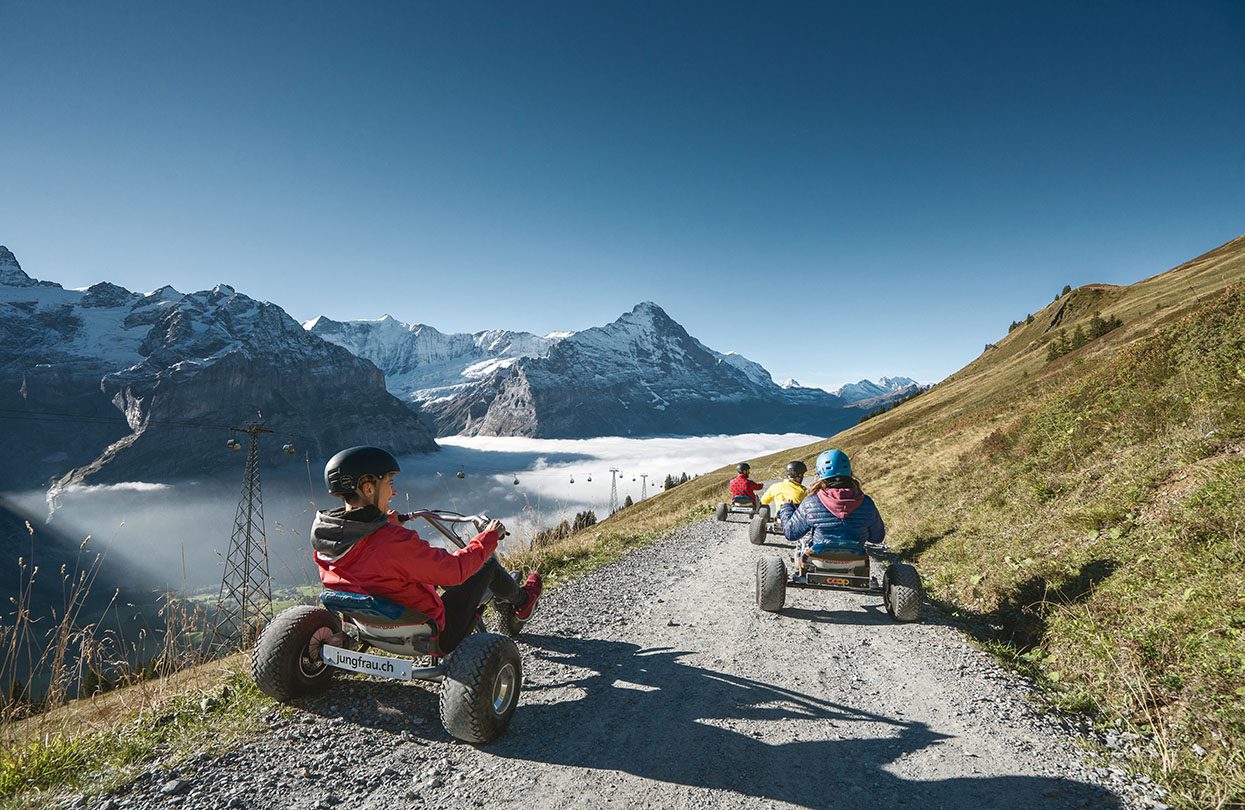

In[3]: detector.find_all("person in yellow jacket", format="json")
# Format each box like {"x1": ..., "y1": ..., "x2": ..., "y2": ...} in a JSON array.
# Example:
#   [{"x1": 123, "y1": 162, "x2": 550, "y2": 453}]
[{"x1": 760, "y1": 460, "x2": 808, "y2": 522}]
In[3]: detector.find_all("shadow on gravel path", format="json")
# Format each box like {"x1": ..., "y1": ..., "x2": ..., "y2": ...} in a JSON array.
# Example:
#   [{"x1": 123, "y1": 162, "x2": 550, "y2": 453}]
[
  {"x1": 488, "y1": 633, "x2": 1120, "y2": 809},
  {"x1": 780, "y1": 604, "x2": 897, "y2": 626}
]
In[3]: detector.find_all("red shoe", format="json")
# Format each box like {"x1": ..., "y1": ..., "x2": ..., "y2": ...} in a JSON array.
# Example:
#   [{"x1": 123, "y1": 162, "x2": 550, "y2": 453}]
[{"x1": 512, "y1": 572, "x2": 543, "y2": 621}]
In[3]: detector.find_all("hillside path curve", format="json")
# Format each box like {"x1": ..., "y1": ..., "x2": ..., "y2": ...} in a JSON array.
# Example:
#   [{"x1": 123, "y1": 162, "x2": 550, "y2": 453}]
[{"x1": 108, "y1": 518, "x2": 1154, "y2": 810}]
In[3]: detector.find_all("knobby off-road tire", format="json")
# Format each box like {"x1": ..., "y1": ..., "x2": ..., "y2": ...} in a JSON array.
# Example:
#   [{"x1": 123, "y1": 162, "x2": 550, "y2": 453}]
[
  {"x1": 715, "y1": 503, "x2": 728, "y2": 521},
  {"x1": 885, "y1": 563, "x2": 924, "y2": 622},
  {"x1": 748, "y1": 516, "x2": 768, "y2": 545},
  {"x1": 440, "y1": 632, "x2": 523, "y2": 744},
  {"x1": 252, "y1": 605, "x2": 341, "y2": 701},
  {"x1": 756, "y1": 555, "x2": 787, "y2": 612}
]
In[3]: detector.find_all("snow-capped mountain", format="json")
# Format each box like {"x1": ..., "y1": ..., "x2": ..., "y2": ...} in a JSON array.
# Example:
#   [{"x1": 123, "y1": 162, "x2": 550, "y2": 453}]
[
  {"x1": 0, "y1": 247, "x2": 436, "y2": 489},
  {"x1": 833, "y1": 376, "x2": 919, "y2": 404},
  {"x1": 307, "y1": 315, "x2": 564, "y2": 404},
  {"x1": 314, "y1": 302, "x2": 872, "y2": 438}
]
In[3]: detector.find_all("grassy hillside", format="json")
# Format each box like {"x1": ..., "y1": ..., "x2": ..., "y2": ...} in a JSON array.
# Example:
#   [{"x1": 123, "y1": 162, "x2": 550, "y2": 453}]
[{"x1": 512, "y1": 233, "x2": 1245, "y2": 808}]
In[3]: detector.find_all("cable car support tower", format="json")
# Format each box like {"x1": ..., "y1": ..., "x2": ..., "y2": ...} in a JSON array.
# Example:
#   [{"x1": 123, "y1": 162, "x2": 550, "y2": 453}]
[{"x1": 211, "y1": 421, "x2": 275, "y2": 653}]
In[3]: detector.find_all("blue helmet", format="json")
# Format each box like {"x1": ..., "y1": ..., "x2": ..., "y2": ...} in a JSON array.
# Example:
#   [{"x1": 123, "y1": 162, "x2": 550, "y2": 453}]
[{"x1": 815, "y1": 449, "x2": 852, "y2": 480}]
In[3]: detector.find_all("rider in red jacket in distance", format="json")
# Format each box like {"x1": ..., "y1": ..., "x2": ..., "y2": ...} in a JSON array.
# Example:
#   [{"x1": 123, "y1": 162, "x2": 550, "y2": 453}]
[{"x1": 729, "y1": 462, "x2": 763, "y2": 507}]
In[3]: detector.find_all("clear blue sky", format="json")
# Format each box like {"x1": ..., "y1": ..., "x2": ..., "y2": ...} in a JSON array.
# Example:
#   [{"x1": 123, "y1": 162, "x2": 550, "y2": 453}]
[{"x1": 2, "y1": 2, "x2": 1243, "y2": 389}]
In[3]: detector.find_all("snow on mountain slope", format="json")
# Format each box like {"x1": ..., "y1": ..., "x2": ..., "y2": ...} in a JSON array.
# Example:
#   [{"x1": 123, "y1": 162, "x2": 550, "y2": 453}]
[
  {"x1": 833, "y1": 376, "x2": 919, "y2": 404},
  {"x1": 0, "y1": 247, "x2": 436, "y2": 489},
  {"x1": 307, "y1": 315, "x2": 565, "y2": 403}
]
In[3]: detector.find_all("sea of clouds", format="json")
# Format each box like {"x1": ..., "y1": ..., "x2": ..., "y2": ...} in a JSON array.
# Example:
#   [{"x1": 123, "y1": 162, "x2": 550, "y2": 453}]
[{"x1": 6, "y1": 433, "x2": 820, "y2": 594}]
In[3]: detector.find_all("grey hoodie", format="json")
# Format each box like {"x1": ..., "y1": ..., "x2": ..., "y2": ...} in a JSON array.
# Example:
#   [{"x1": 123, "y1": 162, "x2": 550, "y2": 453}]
[{"x1": 311, "y1": 505, "x2": 390, "y2": 562}]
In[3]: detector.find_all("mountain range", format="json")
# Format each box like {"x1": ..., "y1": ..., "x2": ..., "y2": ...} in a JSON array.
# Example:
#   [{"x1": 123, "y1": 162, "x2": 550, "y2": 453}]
[
  {"x1": 310, "y1": 303, "x2": 916, "y2": 438},
  {"x1": 0, "y1": 246, "x2": 915, "y2": 487},
  {"x1": 0, "y1": 247, "x2": 436, "y2": 490}
]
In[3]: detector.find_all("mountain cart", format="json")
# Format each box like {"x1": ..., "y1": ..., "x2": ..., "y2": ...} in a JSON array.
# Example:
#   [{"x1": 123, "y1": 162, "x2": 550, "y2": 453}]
[
  {"x1": 754, "y1": 543, "x2": 923, "y2": 622},
  {"x1": 252, "y1": 510, "x2": 524, "y2": 744},
  {"x1": 715, "y1": 495, "x2": 770, "y2": 523}
]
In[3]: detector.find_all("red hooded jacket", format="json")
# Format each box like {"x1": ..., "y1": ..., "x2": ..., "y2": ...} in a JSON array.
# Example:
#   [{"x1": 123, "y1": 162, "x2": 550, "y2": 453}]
[{"x1": 311, "y1": 507, "x2": 498, "y2": 629}]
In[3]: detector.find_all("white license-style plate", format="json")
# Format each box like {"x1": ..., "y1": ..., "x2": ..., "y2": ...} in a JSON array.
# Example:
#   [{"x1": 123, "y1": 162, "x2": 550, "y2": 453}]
[{"x1": 321, "y1": 645, "x2": 413, "y2": 680}]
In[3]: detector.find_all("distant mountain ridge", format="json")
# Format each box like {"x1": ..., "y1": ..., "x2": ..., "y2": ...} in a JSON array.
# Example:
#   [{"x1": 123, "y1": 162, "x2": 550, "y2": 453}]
[
  {"x1": 305, "y1": 314, "x2": 564, "y2": 404},
  {"x1": 0, "y1": 247, "x2": 437, "y2": 489},
  {"x1": 832, "y1": 376, "x2": 919, "y2": 404},
  {"x1": 311, "y1": 302, "x2": 917, "y2": 439}
]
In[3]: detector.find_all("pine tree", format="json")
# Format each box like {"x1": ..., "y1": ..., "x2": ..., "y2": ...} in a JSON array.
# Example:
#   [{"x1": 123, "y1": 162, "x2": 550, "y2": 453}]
[
  {"x1": 679, "y1": 472, "x2": 689, "y2": 484},
  {"x1": 623, "y1": 495, "x2": 634, "y2": 508},
  {"x1": 1061, "y1": 284, "x2": 1072, "y2": 297},
  {"x1": 663, "y1": 474, "x2": 675, "y2": 491},
  {"x1": 1046, "y1": 329, "x2": 1069, "y2": 361}
]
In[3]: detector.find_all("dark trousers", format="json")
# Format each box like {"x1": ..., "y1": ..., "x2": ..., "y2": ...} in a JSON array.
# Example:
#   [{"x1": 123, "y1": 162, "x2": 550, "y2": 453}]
[{"x1": 439, "y1": 558, "x2": 525, "y2": 653}]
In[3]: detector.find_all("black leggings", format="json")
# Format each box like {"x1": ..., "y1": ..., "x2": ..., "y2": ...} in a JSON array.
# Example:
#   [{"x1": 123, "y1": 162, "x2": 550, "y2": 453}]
[{"x1": 439, "y1": 558, "x2": 525, "y2": 653}]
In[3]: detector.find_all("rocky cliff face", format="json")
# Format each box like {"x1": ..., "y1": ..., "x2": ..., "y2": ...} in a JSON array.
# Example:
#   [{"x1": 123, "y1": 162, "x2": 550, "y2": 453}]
[{"x1": 0, "y1": 248, "x2": 437, "y2": 490}]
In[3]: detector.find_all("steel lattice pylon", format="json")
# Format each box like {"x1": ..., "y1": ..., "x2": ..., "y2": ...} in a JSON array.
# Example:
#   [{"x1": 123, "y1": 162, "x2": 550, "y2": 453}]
[
  {"x1": 608, "y1": 468, "x2": 620, "y2": 515},
  {"x1": 211, "y1": 423, "x2": 275, "y2": 653}
]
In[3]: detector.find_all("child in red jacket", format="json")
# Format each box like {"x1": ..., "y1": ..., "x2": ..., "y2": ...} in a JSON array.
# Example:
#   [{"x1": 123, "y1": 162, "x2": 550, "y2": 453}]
[
  {"x1": 311, "y1": 446, "x2": 541, "y2": 654},
  {"x1": 729, "y1": 462, "x2": 763, "y2": 507}
]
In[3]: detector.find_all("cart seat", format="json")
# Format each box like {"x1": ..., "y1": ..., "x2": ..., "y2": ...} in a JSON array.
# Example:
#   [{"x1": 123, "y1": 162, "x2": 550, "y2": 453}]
[
  {"x1": 320, "y1": 590, "x2": 440, "y2": 657},
  {"x1": 805, "y1": 549, "x2": 869, "y2": 576},
  {"x1": 808, "y1": 549, "x2": 867, "y2": 564},
  {"x1": 732, "y1": 495, "x2": 756, "y2": 506}
]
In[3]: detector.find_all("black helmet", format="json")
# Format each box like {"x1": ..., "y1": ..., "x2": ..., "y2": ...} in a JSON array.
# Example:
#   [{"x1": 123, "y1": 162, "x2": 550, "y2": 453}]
[
  {"x1": 736, "y1": 463, "x2": 751, "y2": 474},
  {"x1": 325, "y1": 446, "x2": 400, "y2": 495},
  {"x1": 785, "y1": 460, "x2": 807, "y2": 477}
]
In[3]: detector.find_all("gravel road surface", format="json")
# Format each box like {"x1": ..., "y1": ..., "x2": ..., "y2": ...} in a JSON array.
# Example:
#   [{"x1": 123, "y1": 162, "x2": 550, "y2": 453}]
[{"x1": 87, "y1": 518, "x2": 1168, "y2": 810}]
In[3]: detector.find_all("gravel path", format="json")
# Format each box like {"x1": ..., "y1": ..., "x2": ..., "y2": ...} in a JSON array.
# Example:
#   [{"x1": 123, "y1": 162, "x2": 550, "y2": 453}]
[{"x1": 86, "y1": 518, "x2": 1169, "y2": 810}]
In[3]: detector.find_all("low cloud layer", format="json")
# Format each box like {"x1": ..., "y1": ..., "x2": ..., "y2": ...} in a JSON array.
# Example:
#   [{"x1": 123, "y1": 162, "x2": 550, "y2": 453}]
[{"x1": 7, "y1": 433, "x2": 820, "y2": 594}]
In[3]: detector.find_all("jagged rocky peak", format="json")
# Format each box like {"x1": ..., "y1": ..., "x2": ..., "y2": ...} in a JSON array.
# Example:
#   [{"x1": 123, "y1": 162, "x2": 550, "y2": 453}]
[
  {"x1": 620, "y1": 301, "x2": 677, "y2": 329},
  {"x1": 143, "y1": 284, "x2": 184, "y2": 302},
  {"x1": 0, "y1": 246, "x2": 62, "y2": 289},
  {"x1": 81, "y1": 281, "x2": 137, "y2": 308}
]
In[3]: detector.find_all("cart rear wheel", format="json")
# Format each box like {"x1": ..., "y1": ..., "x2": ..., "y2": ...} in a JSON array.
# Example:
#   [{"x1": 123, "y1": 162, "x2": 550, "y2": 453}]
[
  {"x1": 748, "y1": 516, "x2": 767, "y2": 545},
  {"x1": 251, "y1": 606, "x2": 340, "y2": 702},
  {"x1": 715, "y1": 503, "x2": 728, "y2": 521},
  {"x1": 884, "y1": 563, "x2": 924, "y2": 622},
  {"x1": 756, "y1": 555, "x2": 787, "y2": 612}
]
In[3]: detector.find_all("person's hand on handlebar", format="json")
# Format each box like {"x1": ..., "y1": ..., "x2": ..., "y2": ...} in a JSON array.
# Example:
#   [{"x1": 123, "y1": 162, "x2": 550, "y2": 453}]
[{"x1": 484, "y1": 519, "x2": 507, "y2": 538}]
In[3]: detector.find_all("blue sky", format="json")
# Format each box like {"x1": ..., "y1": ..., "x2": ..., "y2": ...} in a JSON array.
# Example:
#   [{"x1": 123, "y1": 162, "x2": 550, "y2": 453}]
[{"x1": 2, "y1": 2, "x2": 1243, "y2": 390}]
